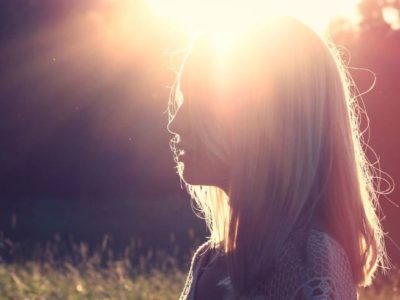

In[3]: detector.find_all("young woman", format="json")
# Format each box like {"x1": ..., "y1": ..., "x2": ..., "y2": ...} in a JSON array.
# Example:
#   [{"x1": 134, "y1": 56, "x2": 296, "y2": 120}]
[{"x1": 167, "y1": 17, "x2": 389, "y2": 299}]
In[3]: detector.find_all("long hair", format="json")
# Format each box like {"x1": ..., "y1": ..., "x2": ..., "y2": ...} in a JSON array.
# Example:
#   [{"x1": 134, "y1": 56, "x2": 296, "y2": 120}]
[{"x1": 167, "y1": 17, "x2": 390, "y2": 294}]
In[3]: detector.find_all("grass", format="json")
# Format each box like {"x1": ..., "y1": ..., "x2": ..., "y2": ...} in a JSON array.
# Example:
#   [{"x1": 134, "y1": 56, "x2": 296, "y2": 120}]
[
  {"x1": 0, "y1": 233, "x2": 194, "y2": 300},
  {"x1": 0, "y1": 235, "x2": 398, "y2": 299},
  {"x1": 0, "y1": 261, "x2": 184, "y2": 299}
]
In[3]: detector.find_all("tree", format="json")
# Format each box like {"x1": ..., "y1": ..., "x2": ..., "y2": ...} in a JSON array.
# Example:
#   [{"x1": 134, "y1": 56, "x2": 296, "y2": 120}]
[{"x1": 358, "y1": 0, "x2": 399, "y2": 31}]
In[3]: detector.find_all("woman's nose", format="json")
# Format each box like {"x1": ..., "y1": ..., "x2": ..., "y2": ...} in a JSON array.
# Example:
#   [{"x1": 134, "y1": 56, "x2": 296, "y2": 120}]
[
  {"x1": 167, "y1": 114, "x2": 181, "y2": 136},
  {"x1": 167, "y1": 124, "x2": 175, "y2": 137},
  {"x1": 167, "y1": 104, "x2": 188, "y2": 136}
]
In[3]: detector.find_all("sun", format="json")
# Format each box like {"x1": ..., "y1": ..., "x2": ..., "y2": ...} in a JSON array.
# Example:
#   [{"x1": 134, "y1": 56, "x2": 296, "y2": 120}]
[{"x1": 147, "y1": 0, "x2": 360, "y2": 34}]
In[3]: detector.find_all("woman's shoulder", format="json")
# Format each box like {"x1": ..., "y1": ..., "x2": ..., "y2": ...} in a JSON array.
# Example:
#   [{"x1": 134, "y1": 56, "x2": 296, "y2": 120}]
[
  {"x1": 179, "y1": 240, "x2": 213, "y2": 300},
  {"x1": 306, "y1": 229, "x2": 352, "y2": 272},
  {"x1": 250, "y1": 228, "x2": 358, "y2": 299},
  {"x1": 181, "y1": 231, "x2": 358, "y2": 299},
  {"x1": 296, "y1": 229, "x2": 357, "y2": 298},
  {"x1": 191, "y1": 239, "x2": 213, "y2": 264},
  {"x1": 303, "y1": 229, "x2": 351, "y2": 274}
]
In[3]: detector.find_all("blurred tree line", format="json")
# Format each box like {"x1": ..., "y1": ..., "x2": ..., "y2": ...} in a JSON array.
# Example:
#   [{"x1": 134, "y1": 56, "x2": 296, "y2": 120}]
[{"x1": 328, "y1": 0, "x2": 400, "y2": 266}]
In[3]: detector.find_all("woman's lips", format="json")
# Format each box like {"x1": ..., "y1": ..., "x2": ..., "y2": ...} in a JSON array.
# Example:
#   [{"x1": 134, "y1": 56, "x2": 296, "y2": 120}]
[
  {"x1": 177, "y1": 144, "x2": 192, "y2": 154},
  {"x1": 179, "y1": 149, "x2": 191, "y2": 156},
  {"x1": 178, "y1": 148, "x2": 193, "y2": 160}
]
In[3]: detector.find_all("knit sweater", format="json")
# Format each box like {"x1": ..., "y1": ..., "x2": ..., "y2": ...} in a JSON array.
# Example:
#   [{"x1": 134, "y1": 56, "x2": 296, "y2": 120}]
[{"x1": 179, "y1": 229, "x2": 358, "y2": 299}]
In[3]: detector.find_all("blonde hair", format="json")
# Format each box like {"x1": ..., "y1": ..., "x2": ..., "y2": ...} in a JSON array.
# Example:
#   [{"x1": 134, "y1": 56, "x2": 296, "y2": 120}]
[{"x1": 167, "y1": 17, "x2": 390, "y2": 294}]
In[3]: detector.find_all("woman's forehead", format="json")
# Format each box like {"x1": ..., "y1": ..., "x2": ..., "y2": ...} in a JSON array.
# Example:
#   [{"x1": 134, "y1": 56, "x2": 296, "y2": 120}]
[
  {"x1": 180, "y1": 39, "x2": 234, "y2": 96},
  {"x1": 180, "y1": 50, "x2": 215, "y2": 95}
]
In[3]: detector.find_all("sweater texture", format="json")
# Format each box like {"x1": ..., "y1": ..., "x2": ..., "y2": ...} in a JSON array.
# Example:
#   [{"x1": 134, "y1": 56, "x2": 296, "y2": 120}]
[{"x1": 179, "y1": 228, "x2": 358, "y2": 300}]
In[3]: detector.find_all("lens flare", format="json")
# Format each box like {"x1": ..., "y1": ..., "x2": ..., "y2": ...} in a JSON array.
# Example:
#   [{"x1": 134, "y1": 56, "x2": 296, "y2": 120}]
[{"x1": 147, "y1": 0, "x2": 360, "y2": 34}]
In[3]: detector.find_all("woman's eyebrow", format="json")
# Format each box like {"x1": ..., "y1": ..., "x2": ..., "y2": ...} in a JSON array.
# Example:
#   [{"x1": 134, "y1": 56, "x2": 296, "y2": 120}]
[
  {"x1": 179, "y1": 78, "x2": 188, "y2": 95},
  {"x1": 180, "y1": 71, "x2": 192, "y2": 95}
]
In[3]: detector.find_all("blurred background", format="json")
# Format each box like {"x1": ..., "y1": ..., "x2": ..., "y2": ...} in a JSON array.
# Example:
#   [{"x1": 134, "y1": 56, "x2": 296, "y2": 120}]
[{"x1": 0, "y1": 0, "x2": 399, "y2": 270}]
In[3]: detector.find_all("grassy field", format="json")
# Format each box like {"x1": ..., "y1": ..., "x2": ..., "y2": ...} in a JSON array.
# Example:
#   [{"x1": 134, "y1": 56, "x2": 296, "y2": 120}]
[
  {"x1": 0, "y1": 261, "x2": 184, "y2": 299},
  {"x1": 0, "y1": 237, "x2": 398, "y2": 299},
  {"x1": 0, "y1": 262, "x2": 399, "y2": 299}
]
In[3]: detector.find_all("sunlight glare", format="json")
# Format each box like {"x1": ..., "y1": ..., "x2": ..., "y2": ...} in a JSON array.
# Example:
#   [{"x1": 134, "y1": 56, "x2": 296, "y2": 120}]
[{"x1": 147, "y1": 0, "x2": 360, "y2": 34}]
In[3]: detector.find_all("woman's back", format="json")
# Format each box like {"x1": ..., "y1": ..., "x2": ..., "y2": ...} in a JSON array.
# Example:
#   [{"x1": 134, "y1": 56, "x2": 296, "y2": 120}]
[{"x1": 181, "y1": 226, "x2": 357, "y2": 299}]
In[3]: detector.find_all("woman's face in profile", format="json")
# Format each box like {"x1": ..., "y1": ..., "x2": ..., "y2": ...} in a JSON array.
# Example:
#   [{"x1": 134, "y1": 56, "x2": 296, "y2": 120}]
[{"x1": 168, "y1": 50, "x2": 231, "y2": 191}]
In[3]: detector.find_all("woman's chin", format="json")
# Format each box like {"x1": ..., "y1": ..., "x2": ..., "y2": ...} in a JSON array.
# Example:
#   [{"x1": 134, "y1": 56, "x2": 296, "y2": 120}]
[
  {"x1": 181, "y1": 164, "x2": 202, "y2": 185},
  {"x1": 178, "y1": 156, "x2": 229, "y2": 187},
  {"x1": 182, "y1": 169, "x2": 219, "y2": 187},
  {"x1": 181, "y1": 169, "x2": 198, "y2": 185}
]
